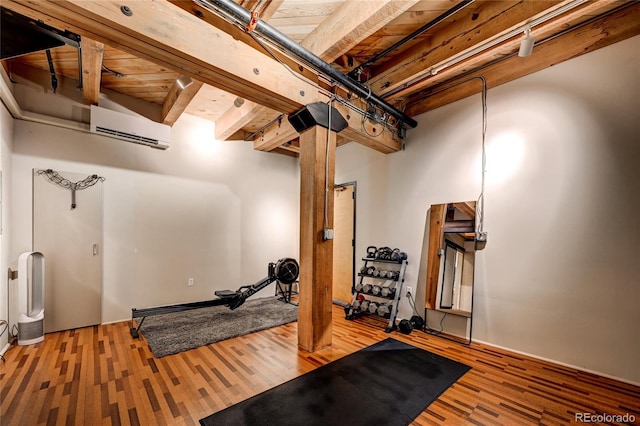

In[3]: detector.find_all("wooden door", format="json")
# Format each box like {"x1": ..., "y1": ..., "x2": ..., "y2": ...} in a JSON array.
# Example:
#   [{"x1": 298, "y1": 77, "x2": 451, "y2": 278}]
[
  {"x1": 332, "y1": 183, "x2": 355, "y2": 303},
  {"x1": 33, "y1": 170, "x2": 103, "y2": 333}
]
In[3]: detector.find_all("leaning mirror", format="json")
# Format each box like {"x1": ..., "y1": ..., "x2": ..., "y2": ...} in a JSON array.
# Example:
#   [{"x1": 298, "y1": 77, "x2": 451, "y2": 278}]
[{"x1": 424, "y1": 201, "x2": 476, "y2": 344}]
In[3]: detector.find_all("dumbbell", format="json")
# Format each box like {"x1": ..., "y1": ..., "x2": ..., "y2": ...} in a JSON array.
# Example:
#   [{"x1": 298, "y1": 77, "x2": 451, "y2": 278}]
[
  {"x1": 367, "y1": 266, "x2": 376, "y2": 275},
  {"x1": 355, "y1": 282, "x2": 364, "y2": 292},
  {"x1": 360, "y1": 266, "x2": 368, "y2": 275},
  {"x1": 353, "y1": 299, "x2": 362, "y2": 310},
  {"x1": 368, "y1": 301, "x2": 378, "y2": 314},
  {"x1": 363, "y1": 283, "x2": 373, "y2": 294},
  {"x1": 377, "y1": 303, "x2": 393, "y2": 318},
  {"x1": 360, "y1": 300, "x2": 370, "y2": 312},
  {"x1": 373, "y1": 269, "x2": 380, "y2": 277},
  {"x1": 381, "y1": 281, "x2": 396, "y2": 297},
  {"x1": 372, "y1": 285, "x2": 382, "y2": 296}
]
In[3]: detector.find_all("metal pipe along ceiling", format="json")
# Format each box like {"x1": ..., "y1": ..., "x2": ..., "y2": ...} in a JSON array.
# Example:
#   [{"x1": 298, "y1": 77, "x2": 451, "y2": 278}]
[
  {"x1": 195, "y1": 0, "x2": 418, "y2": 129},
  {"x1": 349, "y1": 0, "x2": 475, "y2": 79}
]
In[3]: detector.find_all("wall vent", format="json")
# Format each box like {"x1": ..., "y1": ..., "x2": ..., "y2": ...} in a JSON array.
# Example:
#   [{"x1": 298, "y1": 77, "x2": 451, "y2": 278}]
[{"x1": 90, "y1": 105, "x2": 170, "y2": 149}]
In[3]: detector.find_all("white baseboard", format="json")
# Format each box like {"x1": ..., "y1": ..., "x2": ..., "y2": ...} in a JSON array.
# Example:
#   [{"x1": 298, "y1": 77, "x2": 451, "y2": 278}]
[
  {"x1": 473, "y1": 338, "x2": 640, "y2": 387},
  {"x1": 101, "y1": 318, "x2": 129, "y2": 326}
]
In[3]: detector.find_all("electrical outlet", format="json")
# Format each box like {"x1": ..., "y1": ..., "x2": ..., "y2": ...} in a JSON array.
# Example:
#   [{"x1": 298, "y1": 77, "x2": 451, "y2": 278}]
[
  {"x1": 188, "y1": 278, "x2": 194, "y2": 286},
  {"x1": 406, "y1": 286, "x2": 413, "y2": 296},
  {"x1": 323, "y1": 228, "x2": 334, "y2": 240}
]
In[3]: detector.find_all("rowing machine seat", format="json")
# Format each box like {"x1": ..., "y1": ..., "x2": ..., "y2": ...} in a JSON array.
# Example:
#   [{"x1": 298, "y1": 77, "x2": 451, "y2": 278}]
[{"x1": 214, "y1": 290, "x2": 238, "y2": 298}]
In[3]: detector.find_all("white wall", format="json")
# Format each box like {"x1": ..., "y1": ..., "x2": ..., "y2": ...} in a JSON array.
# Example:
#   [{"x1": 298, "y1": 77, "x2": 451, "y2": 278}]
[
  {"x1": 10, "y1": 113, "x2": 299, "y2": 325},
  {"x1": 336, "y1": 35, "x2": 640, "y2": 384},
  {"x1": 1, "y1": 102, "x2": 14, "y2": 352}
]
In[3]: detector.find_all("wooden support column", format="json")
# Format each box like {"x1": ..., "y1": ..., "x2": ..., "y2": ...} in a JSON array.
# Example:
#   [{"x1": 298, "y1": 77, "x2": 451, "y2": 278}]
[{"x1": 298, "y1": 125, "x2": 336, "y2": 352}]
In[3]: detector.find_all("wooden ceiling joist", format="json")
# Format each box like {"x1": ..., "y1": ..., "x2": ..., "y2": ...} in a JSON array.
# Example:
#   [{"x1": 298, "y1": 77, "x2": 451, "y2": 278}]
[
  {"x1": 161, "y1": 77, "x2": 204, "y2": 126},
  {"x1": 79, "y1": 37, "x2": 104, "y2": 105},
  {"x1": 216, "y1": 101, "x2": 272, "y2": 141}
]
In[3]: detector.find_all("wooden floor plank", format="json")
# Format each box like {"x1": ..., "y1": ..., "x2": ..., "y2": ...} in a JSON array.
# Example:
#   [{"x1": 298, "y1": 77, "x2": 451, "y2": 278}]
[{"x1": 1, "y1": 304, "x2": 638, "y2": 425}]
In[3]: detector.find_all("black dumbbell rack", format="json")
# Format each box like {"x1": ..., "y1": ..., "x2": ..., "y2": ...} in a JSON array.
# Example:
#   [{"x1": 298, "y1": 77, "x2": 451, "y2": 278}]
[{"x1": 345, "y1": 251, "x2": 408, "y2": 333}]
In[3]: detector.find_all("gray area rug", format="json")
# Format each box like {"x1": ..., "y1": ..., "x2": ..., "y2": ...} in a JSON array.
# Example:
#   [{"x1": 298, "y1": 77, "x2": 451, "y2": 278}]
[{"x1": 140, "y1": 296, "x2": 298, "y2": 357}]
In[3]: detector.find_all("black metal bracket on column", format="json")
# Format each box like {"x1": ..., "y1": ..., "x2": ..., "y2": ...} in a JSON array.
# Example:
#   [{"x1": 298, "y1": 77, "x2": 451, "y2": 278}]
[{"x1": 194, "y1": 0, "x2": 418, "y2": 129}]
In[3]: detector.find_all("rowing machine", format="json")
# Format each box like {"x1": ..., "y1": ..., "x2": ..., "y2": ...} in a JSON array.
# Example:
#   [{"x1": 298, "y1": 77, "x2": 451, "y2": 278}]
[{"x1": 130, "y1": 258, "x2": 299, "y2": 338}]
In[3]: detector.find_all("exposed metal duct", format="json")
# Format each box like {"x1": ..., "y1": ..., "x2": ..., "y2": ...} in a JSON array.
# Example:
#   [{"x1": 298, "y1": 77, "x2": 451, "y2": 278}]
[{"x1": 194, "y1": 0, "x2": 418, "y2": 129}]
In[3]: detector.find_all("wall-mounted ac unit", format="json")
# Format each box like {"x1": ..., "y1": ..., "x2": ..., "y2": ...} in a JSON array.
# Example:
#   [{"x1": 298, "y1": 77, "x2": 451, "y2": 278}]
[{"x1": 90, "y1": 105, "x2": 170, "y2": 149}]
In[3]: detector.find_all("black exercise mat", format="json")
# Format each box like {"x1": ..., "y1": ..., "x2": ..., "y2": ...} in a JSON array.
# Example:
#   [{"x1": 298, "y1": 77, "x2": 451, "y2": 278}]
[{"x1": 200, "y1": 337, "x2": 470, "y2": 426}]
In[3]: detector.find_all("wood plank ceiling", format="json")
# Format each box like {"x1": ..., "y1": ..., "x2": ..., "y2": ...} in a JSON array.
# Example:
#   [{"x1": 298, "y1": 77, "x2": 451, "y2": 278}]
[{"x1": 2, "y1": 0, "x2": 639, "y2": 156}]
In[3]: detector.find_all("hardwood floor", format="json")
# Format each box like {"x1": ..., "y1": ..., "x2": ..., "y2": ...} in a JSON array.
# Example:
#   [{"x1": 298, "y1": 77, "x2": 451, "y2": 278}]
[{"x1": 1, "y1": 304, "x2": 639, "y2": 425}]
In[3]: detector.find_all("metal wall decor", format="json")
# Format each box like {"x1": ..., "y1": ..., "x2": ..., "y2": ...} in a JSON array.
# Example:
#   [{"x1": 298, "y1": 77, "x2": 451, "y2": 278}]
[{"x1": 35, "y1": 169, "x2": 105, "y2": 209}]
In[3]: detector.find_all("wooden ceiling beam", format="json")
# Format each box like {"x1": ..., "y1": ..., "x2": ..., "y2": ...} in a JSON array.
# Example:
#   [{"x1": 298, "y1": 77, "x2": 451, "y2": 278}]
[
  {"x1": 168, "y1": 0, "x2": 316, "y2": 82},
  {"x1": 215, "y1": 0, "x2": 417, "y2": 150},
  {"x1": 271, "y1": 146, "x2": 299, "y2": 157},
  {"x1": 3, "y1": 0, "x2": 318, "y2": 115},
  {"x1": 390, "y1": 1, "x2": 625, "y2": 102},
  {"x1": 161, "y1": 77, "x2": 204, "y2": 125},
  {"x1": 302, "y1": 0, "x2": 419, "y2": 64},
  {"x1": 169, "y1": 0, "x2": 319, "y2": 139},
  {"x1": 405, "y1": 2, "x2": 640, "y2": 116},
  {"x1": 369, "y1": 0, "x2": 567, "y2": 97},
  {"x1": 216, "y1": 102, "x2": 273, "y2": 141},
  {"x1": 252, "y1": 99, "x2": 402, "y2": 154},
  {"x1": 79, "y1": 37, "x2": 104, "y2": 105},
  {"x1": 333, "y1": 101, "x2": 402, "y2": 154},
  {"x1": 253, "y1": 117, "x2": 298, "y2": 152}
]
